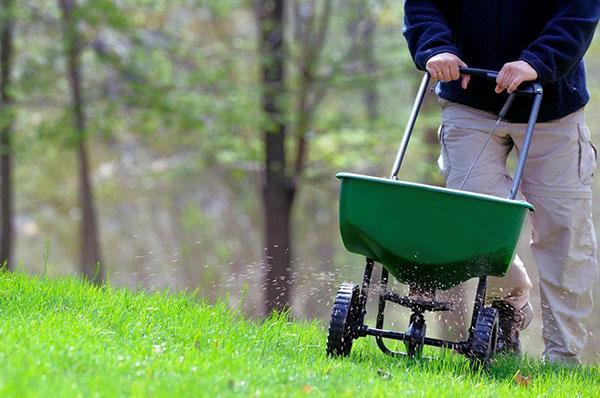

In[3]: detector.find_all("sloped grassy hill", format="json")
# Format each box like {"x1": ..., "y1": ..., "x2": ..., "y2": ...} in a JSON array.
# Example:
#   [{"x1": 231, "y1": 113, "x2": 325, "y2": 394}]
[{"x1": 0, "y1": 273, "x2": 597, "y2": 397}]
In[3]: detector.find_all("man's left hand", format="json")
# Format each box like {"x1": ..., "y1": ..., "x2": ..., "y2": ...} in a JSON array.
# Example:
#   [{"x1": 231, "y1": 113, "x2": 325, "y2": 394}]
[{"x1": 495, "y1": 61, "x2": 538, "y2": 94}]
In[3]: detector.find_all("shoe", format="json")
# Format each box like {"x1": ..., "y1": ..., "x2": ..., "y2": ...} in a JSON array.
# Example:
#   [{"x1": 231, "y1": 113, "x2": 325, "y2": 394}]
[
  {"x1": 519, "y1": 302, "x2": 533, "y2": 330},
  {"x1": 492, "y1": 300, "x2": 533, "y2": 355}
]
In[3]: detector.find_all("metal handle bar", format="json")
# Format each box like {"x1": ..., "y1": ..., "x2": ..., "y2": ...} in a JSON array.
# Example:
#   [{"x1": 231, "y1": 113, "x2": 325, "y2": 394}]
[
  {"x1": 389, "y1": 73, "x2": 430, "y2": 180},
  {"x1": 459, "y1": 67, "x2": 543, "y2": 96},
  {"x1": 390, "y1": 69, "x2": 543, "y2": 200},
  {"x1": 459, "y1": 67, "x2": 498, "y2": 81}
]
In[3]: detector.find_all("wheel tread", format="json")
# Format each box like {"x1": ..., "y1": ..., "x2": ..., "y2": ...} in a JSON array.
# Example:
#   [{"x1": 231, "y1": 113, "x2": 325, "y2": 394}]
[
  {"x1": 326, "y1": 282, "x2": 360, "y2": 357},
  {"x1": 470, "y1": 307, "x2": 499, "y2": 366}
]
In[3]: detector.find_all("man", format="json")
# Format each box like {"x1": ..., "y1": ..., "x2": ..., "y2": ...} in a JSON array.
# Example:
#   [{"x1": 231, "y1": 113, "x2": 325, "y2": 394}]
[{"x1": 403, "y1": 1, "x2": 600, "y2": 364}]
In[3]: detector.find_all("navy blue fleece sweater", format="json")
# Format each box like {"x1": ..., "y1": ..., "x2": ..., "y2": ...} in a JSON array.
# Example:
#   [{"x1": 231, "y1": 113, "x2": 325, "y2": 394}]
[{"x1": 403, "y1": 0, "x2": 600, "y2": 122}]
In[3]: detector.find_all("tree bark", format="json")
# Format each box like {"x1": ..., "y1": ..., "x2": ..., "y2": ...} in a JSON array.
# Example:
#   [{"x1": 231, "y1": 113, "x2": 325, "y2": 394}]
[
  {"x1": 58, "y1": 0, "x2": 104, "y2": 283},
  {"x1": 0, "y1": 0, "x2": 15, "y2": 269},
  {"x1": 255, "y1": 0, "x2": 295, "y2": 314}
]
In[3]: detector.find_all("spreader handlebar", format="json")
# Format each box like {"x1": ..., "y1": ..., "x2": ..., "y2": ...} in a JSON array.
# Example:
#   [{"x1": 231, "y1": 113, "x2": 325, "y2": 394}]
[
  {"x1": 458, "y1": 67, "x2": 542, "y2": 96},
  {"x1": 392, "y1": 67, "x2": 544, "y2": 199},
  {"x1": 458, "y1": 67, "x2": 498, "y2": 81}
]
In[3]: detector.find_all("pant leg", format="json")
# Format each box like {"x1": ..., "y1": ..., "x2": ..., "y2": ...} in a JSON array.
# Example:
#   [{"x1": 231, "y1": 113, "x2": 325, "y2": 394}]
[
  {"x1": 510, "y1": 108, "x2": 598, "y2": 364},
  {"x1": 439, "y1": 102, "x2": 532, "y2": 311}
]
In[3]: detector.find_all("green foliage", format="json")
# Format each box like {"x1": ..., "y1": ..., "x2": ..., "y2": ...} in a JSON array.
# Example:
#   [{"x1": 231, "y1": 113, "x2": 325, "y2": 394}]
[
  {"x1": 77, "y1": 0, "x2": 131, "y2": 30},
  {"x1": 0, "y1": 273, "x2": 598, "y2": 397}
]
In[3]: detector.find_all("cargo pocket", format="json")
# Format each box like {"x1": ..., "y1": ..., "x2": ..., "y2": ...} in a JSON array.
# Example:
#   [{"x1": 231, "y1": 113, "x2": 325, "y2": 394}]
[
  {"x1": 438, "y1": 124, "x2": 451, "y2": 180},
  {"x1": 578, "y1": 123, "x2": 598, "y2": 185}
]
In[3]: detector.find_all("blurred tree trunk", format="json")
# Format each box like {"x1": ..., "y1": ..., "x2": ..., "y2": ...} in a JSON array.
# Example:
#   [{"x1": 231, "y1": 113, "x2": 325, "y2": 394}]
[
  {"x1": 255, "y1": 0, "x2": 294, "y2": 314},
  {"x1": 291, "y1": 0, "x2": 332, "y2": 177},
  {"x1": 254, "y1": 0, "x2": 334, "y2": 314},
  {"x1": 289, "y1": 0, "x2": 333, "y2": 318},
  {"x1": 354, "y1": 0, "x2": 378, "y2": 122},
  {"x1": 58, "y1": 0, "x2": 104, "y2": 284},
  {"x1": 0, "y1": 0, "x2": 14, "y2": 270},
  {"x1": 362, "y1": 20, "x2": 378, "y2": 122},
  {"x1": 346, "y1": 0, "x2": 378, "y2": 122}
]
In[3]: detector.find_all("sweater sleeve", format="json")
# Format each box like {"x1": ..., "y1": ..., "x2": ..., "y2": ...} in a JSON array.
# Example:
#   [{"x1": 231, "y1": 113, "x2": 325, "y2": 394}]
[
  {"x1": 519, "y1": 0, "x2": 600, "y2": 84},
  {"x1": 402, "y1": 0, "x2": 460, "y2": 70}
]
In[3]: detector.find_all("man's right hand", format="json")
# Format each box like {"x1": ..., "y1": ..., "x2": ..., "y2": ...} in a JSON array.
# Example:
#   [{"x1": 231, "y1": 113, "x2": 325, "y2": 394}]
[{"x1": 426, "y1": 52, "x2": 470, "y2": 89}]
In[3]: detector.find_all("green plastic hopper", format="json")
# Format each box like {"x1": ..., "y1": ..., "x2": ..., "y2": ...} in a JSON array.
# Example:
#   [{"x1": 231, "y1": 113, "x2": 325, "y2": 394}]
[{"x1": 337, "y1": 172, "x2": 534, "y2": 289}]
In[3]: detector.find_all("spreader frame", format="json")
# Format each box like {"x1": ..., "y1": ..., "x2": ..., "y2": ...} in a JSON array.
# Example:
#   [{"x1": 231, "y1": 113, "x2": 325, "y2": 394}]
[{"x1": 354, "y1": 258, "x2": 472, "y2": 356}]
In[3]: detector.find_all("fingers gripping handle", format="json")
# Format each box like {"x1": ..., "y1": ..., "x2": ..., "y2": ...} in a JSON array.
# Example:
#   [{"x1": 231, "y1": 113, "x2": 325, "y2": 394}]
[{"x1": 458, "y1": 67, "x2": 542, "y2": 96}]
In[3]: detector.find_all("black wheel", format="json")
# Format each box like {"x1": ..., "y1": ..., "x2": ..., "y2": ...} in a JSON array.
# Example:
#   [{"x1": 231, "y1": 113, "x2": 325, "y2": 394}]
[
  {"x1": 404, "y1": 313, "x2": 426, "y2": 358},
  {"x1": 469, "y1": 307, "x2": 499, "y2": 366},
  {"x1": 326, "y1": 283, "x2": 361, "y2": 357}
]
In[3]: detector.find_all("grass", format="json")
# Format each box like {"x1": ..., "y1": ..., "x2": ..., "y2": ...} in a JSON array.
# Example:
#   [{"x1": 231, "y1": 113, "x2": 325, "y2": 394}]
[{"x1": 0, "y1": 273, "x2": 598, "y2": 397}]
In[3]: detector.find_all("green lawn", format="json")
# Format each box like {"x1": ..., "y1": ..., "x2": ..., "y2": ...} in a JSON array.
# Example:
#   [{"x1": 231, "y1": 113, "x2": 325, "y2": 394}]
[{"x1": 0, "y1": 273, "x2": 598, "y2": 397}]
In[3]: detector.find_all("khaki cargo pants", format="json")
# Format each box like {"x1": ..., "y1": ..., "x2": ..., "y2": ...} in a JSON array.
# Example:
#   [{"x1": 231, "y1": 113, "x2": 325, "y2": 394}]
[{"x1": 438, "y1": 99, "x2": 598, "y2": 364}]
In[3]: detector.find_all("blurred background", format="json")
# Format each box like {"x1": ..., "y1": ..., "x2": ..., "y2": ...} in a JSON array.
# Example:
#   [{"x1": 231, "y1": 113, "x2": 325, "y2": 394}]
[{"x1": 2, "y1": 0, "x2": 600, "y2": 362}]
